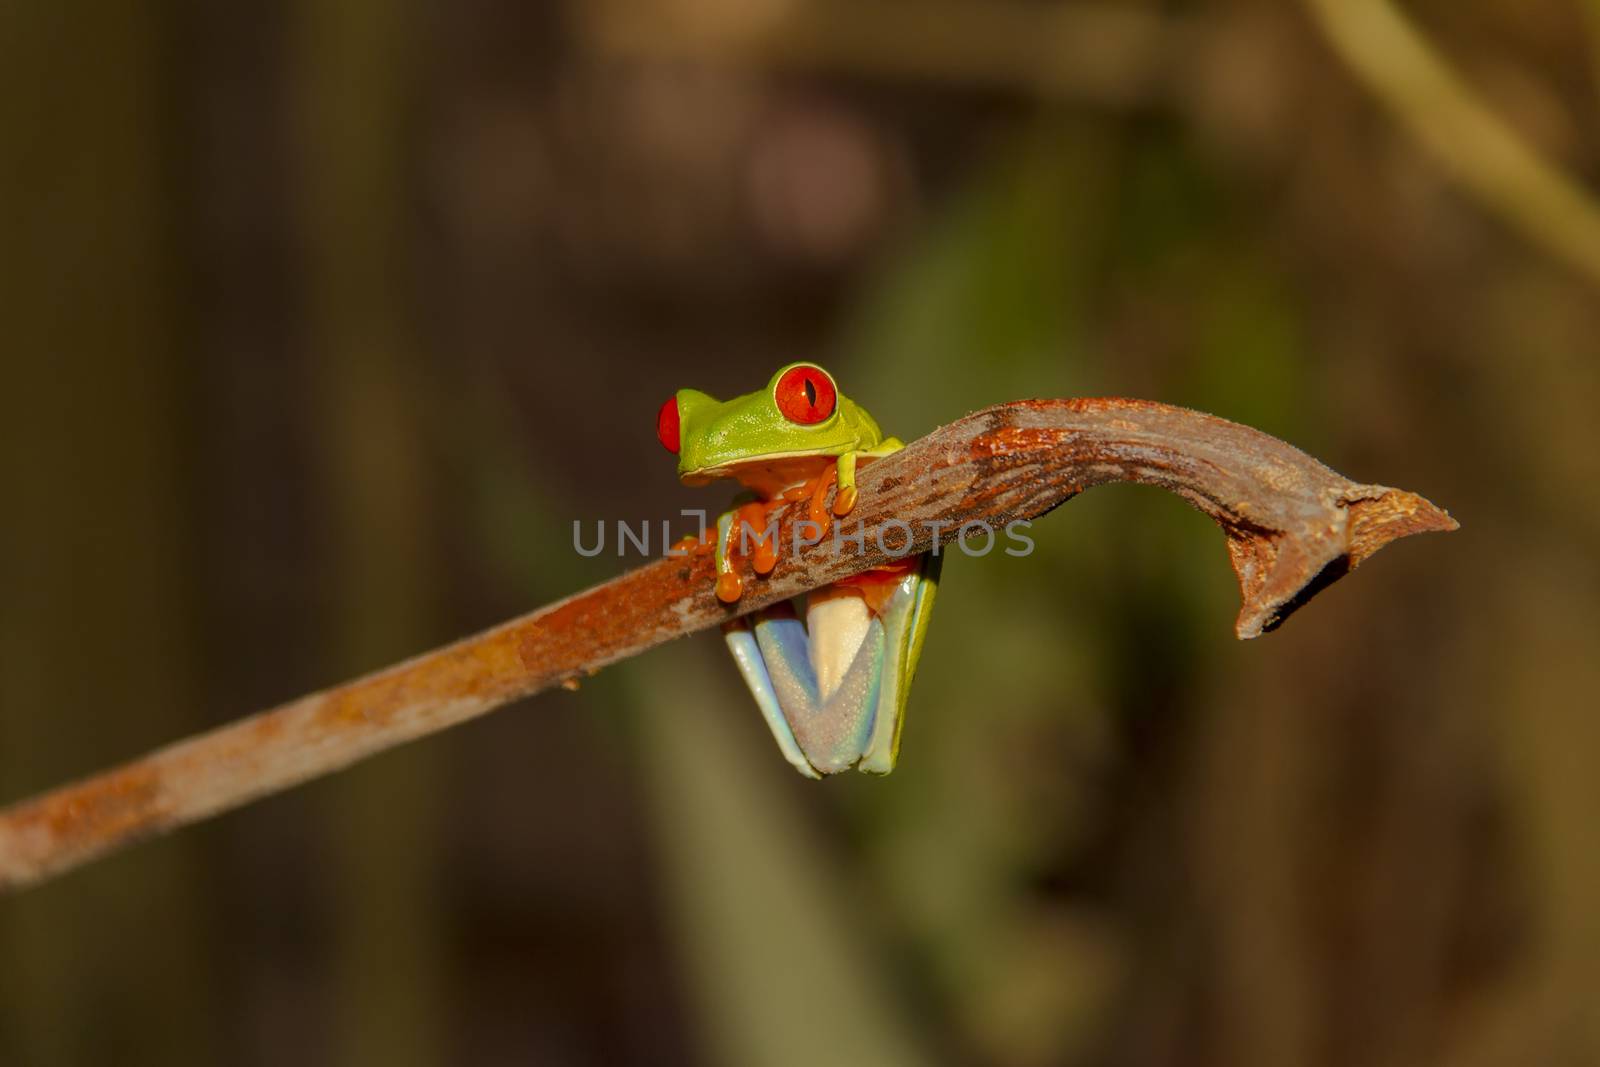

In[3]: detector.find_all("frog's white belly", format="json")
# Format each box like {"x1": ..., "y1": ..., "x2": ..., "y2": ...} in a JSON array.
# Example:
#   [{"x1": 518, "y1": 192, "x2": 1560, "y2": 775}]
[{"x1": 805, "y1": 586, "x2": 873, "y2": 700}]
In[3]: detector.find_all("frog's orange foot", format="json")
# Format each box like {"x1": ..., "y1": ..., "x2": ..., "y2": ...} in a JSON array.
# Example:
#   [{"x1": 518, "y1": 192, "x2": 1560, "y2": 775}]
[
  {"x1": 806, "y1": 468, "x2": 837, "y2": 537},
  {"x1": 715, "y1": 571, "x2": 744, "y2": 603},
  {"x1": 677, "y1": 525, "x2": 717, "y2": 556},
  {"x1": 734, "y1": 500, "x2": 779, "y2": 576},
  {"x1": 832, "y1": 485, "x2": 857, "y2": 516}
]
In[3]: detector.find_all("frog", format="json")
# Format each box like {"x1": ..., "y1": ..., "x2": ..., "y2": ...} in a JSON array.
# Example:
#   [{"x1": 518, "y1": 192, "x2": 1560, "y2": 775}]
[{"x1": 655, "y1": 362, "x2": 940, "y2": 777}]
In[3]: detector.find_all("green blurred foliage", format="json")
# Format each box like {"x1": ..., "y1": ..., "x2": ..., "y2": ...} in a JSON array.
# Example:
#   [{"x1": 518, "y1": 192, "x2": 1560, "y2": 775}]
[{"x1": 4, "y1": 1, "x2": 1600, "y2": 1066}]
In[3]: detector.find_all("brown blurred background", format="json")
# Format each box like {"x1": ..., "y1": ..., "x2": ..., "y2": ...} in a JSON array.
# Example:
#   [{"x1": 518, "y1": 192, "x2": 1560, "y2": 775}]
[{"x1": 2, "y1": 0, "x2": 1598, "y2": 1064}]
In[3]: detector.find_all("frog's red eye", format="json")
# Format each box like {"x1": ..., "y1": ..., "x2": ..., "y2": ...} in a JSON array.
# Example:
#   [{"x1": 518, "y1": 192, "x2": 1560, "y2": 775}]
[
  {"x1": 774, "y1": 365, "x2": 837, "y2": 425},
  {"x1": 656, "y1": 397, "x2": 680, "y2": 454}
]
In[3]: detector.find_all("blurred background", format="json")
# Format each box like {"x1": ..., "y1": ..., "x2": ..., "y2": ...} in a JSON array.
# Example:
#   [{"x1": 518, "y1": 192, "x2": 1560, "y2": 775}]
[{"x1": 2, "y1": 0, "x2": 1598, "y2": 1064}]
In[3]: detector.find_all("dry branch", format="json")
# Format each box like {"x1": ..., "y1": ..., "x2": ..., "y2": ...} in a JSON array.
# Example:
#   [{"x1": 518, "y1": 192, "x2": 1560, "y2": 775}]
[{"x1": 0, "y1": 398, "x2": 1456, "y2": 892}]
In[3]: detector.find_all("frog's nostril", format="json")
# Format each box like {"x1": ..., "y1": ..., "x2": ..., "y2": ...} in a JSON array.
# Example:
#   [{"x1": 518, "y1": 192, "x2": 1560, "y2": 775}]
[{"x1": 657, "y1": 397, "x2": 681, "y2": 454}]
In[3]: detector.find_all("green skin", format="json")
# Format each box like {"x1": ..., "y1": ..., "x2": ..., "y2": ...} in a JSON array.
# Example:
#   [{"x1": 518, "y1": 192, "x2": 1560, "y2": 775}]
[
  {"x1": 674, "y1": 366, "x2": 896, "y2": 482},
  {"x1": 673, "y1": 375, "x2": 887, "y2": 472},
  {"x1": 674, "y1": 363, "x2": 900, "y2": 573},
  {"x1": 670, "y1": 363, "x2": 939, "y2": 778}
]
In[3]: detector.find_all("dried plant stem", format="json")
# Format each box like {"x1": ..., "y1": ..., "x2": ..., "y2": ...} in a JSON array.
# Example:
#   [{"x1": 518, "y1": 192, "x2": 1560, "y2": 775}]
[
  {"x1": 0, "y1": 398, "x2": 1456, "y2": 893},
  {"x1": 581, "y1": 0, "x2": 1191, "y2": 109},
  {"x1": 1303, "y1": 0, "x2": 1600, "y2": 291},
  {"x1": 1585, "y1": 0, "x2": 1600, "y2": 112}
]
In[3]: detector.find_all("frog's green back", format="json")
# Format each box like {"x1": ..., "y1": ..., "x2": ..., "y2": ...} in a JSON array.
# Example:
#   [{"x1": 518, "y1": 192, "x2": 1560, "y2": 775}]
[{"x1": 672, "y1": 363, "x2": 885, "y2": 482}]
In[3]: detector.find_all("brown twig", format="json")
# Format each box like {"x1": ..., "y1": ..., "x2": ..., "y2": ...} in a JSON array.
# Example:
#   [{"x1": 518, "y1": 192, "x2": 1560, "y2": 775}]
[{"x1": 0, "y1": 398, "x2": 1456, "y2": 892}]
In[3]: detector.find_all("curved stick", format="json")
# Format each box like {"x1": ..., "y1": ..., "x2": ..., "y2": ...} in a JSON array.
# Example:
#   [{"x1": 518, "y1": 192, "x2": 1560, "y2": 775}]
[{"x1": 0, "y1": 398, "x2": 1456, "y2": 892}]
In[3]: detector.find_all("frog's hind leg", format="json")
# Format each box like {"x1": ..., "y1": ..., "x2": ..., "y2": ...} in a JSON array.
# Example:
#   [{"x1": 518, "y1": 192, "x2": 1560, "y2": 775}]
[
  {"x1": 723, "y1": 591, "x2": 889, "y2": 776},
  {"x1": 855, "y1": 552, "x2": 939, "y2": 774},
  {"x1": 758, "y1": 590, "x2": 888, "y2": 775},
  {"x1": 723, "y1": 609, "x2": 822, "y2": 779},
  {"x1": 722, "y1": 554, "x2": 940, "y2": 777}
]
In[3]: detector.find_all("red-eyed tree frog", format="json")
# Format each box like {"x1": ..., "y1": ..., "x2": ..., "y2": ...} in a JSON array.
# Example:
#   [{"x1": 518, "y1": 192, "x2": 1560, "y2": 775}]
[{"x1": 656, "y1": 363, "x2": 940, "y2": 778}]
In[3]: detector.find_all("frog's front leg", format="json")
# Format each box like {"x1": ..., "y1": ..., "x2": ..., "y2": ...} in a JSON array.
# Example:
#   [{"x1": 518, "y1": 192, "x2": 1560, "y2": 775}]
[
  {"x1": 721, "y1": 552, "x2": 939, "y2": 776},
  {"x1": 832, "y1": 437, "x2": 904, "y2": 517},
  {"x1": 713, "y1": 496, "x2": 780, "y2": 603}
]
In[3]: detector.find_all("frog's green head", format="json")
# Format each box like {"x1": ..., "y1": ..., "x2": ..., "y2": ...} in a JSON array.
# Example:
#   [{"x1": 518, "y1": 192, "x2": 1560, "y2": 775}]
[{"x1": 657, "y1": 362, "x2": 885, "y2": 485}]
